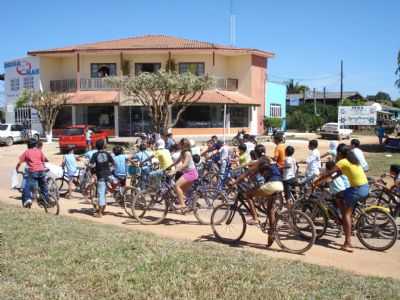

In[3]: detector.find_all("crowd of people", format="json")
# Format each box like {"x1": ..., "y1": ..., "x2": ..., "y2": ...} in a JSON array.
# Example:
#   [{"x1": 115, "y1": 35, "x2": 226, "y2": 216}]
[{"x1": 15, "y1": 131, "x2": 399, "y2": 252}]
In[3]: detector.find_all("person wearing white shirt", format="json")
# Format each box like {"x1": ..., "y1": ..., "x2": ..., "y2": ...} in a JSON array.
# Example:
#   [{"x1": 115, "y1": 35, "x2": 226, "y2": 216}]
[
  {"x1": 350, "y1": 139, "x2": 368, "y2": 172},
  {"x1": 299, "y1": 140, "x2": 321, "y2": 184}
]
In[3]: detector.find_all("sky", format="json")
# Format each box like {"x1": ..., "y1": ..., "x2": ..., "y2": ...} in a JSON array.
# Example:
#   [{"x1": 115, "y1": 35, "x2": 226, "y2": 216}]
[{"x1": 1, "y1": 0, "x2": 399, "y2": 104}]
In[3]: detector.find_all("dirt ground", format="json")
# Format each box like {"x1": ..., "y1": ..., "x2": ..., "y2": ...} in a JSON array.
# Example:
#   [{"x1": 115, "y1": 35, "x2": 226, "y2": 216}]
[{"x1": 0, "y1": 135, "x2": 399, "y2": 280}]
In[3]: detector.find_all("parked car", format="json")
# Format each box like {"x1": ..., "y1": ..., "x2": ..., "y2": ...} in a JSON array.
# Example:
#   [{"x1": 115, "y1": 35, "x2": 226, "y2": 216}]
[
  {"x1": 58, "y1": 125, "x2": 109, "y2": 153},
  {"x1": 0, "y1": 123, "x2": 40, "y2": 146},
  {"x1": 319, "y1": 123, "x2": 352, "y2": 140}
]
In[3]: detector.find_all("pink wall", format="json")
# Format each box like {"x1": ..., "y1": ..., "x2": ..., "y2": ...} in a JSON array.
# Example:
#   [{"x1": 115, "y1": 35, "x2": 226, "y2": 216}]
[{"x1": 250, "y1": 55, "x2": 267, "y2": 134}]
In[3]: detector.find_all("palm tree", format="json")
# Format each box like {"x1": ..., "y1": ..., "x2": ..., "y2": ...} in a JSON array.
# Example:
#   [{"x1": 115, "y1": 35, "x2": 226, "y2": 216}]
[{"x1": 286, "y1": 79, "x2": 309, "y2": 94}]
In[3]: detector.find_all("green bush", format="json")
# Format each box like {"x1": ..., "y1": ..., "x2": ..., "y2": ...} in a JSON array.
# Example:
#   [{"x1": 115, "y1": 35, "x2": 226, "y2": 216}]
[
  {"x1": 287, "y1": 104, "x2": 336, "y2": 132},
  {"x1": 264, "y1": 117, "x2": 282, "y2": 129}
]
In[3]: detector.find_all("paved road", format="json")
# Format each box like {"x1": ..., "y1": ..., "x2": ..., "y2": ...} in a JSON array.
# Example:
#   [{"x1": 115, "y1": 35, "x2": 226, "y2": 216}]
[{"x1": 1, "y1": 138, "x2": 399, "y2": 280}]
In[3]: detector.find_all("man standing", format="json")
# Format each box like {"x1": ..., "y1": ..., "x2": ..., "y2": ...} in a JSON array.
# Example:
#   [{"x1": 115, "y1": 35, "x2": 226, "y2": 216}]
[
  {"x1": 86, "y1": 128, "x2": 93, "y2": 150},
  {"x1": 376, "y1": 123, "x2": 385, "y2": 145},
  {"x1": 90, "y1": 139, "x2": 114, "y2": 218}
]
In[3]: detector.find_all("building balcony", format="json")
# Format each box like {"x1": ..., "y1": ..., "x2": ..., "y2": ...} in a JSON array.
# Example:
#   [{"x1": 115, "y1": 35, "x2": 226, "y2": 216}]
[{"x1": 49, "y1": 76, "x2": 239, "y2": 93}]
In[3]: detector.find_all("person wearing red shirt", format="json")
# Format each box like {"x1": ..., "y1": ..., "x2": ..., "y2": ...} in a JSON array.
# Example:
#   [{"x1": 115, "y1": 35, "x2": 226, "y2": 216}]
[{"x1": 16, "y1": 139, "x2": 49, "y2": 207}]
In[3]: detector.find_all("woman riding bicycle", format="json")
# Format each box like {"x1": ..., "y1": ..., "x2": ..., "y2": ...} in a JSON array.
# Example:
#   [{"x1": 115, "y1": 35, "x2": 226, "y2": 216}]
[
  {"x1": 232, "y1": 144, "x2": 284, "y2": 246},
  {"x1": 170, "y1": 138, "x2": 198, "y2": 212},
  {"x1": 314, "y1": 143, "x2": 369, "y2": 252}
]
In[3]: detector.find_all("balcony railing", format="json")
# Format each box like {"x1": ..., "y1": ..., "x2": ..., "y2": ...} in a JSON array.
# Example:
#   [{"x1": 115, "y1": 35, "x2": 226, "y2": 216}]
[
  {"x1": 49, "y1": 76, "x2": 239, "y2": 92},
  {"x1": 50, "y1": 79, "x2": 77, "y2": 92},
  {"x1": 213, "y1": 78, "x2": 239, "y2": 91},
  {"x1": 80, "y1": 78, "x2": 115, "y2": 90}
]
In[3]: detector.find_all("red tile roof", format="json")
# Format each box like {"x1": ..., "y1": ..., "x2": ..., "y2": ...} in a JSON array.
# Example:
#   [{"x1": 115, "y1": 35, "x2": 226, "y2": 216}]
[
  {"x1": 28, "y1": 34, "x2": 274, "y2": 58},
  {"x1": 66, "y1": 91, "x2": 119, "y2": 105},
  {"x1": 197, "y1": 90, "x2": 260, "y2": 105},
  {"x1": 66, "y1": 90, "x2": 259, "y2": 106}
]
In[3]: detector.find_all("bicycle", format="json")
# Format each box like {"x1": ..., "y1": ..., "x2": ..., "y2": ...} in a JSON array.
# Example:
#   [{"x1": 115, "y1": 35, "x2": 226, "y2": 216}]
[
  {"x1": 294, "y1": 185, "x2": 398, "y2": 251},
  {"x1": 367, "y1": 175, "x2": 400, "y2": 220},
  {"x1": 131, "y1": 171, "x2": 228, "y2": 225},
  {"x1": 55, "y1": 164, "x2": 93, "y2": 198},
  {"x1": 86, "y1": 174, "x2": 135, "y2": 217},
  {"x1": 17, "y1": 170, "x2": 60, "y2": 215},
  {"x1": 210, "y1": 182, "x2": 316, "y2": 254}
]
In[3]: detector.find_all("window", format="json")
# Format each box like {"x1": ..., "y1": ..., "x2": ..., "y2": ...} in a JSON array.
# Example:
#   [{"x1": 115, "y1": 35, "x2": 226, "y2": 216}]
[
  {"x1": 178, "y1": 63, "x2": 205, "y2": 76},
  {"x1": 135, "y1": 63, "x2": 161, "y2": 75},
  {"x1": 10, "y1": 78, "x2": 19, "y2": 91},
  {"x1": 230, "y1": 107, "x2": 249, "y2": 127},
  {"x1": 90, "y1": 63, "x2": 117, "y2": 78},
  {"x1": 23, "y1": 76, "x2": 34, "y2": 89},
  {"x1": 270, "y1": 104, "x2": 282, "y2": 117},
  {"x1": 11, "y1": 125, "x2": 23, "y2": 131}
]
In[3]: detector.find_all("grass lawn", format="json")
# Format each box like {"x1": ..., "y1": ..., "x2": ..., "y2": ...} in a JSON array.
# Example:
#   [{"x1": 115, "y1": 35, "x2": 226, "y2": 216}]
[
  {"x1": 1, "y1": 206, "x2": 399, "y2": 300},
  {"x1": 365, "y1": 151, "x2": 400, "y2": 177}
]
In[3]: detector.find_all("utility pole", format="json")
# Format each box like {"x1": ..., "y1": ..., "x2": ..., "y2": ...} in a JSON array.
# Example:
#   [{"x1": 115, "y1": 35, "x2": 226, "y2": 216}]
[
  {"x1": 340, "y1": 60, "x2": 344, "y2": 104},
  {"x1": 323, "y1": 87, "x2": 326, "y2": 106},
  {"x1": 229, "y1": 0, "x2": 236, "y2": 46},
  {"x1": 313, "y1": 88, "x2": 317, "y2": 115}
]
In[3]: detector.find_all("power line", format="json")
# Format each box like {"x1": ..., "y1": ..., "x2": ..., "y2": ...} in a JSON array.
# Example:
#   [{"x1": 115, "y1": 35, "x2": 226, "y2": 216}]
[{"x1": 269, "y1": 73, "x2": 340, "y2": 82}]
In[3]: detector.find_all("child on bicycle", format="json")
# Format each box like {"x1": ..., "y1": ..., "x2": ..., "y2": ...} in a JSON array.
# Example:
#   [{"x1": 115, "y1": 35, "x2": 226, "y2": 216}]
[
  {"x1": 321, "y1": 141, "x2": 337, "y2": 162},
  {"x1": 389, "y1": 164, "x2": 400, "y2": 193},
  {"x1": 112, "y1": 145, "x2": 129, "y2": 193},
  {"x1": 325, "y1": 160, "x2": 350, "y2": 201},
  {"x1": 238, "y1": 143, "x2": 250, "y2": 167},
  {"x1": 232, "y1": 144, "x2": 283, "y2": 246},
  {"x1": 170, "y1": 138, "x2": 199, "y2": 212},
  {"x1": 282, "y1": 146, "x2": 297, "y2": 200},
  {"x1": 90, "y1": 139, "x2": 115, "y2": 218},
  {"x1": 62, "y1": 145, "x2": 80, "y2": 199},
  {"x1": 16, "y1": 139, "x2": 49, "y2": 208},
  {"x1": 273, "y1": 133, "x2": 286, "y2": 170},
  {"x1": 299, "y1": 139, "x2": 321, "y2": 185},
  {"x1": 314, "y1": 144, "x2": 368, "y2": 252}
]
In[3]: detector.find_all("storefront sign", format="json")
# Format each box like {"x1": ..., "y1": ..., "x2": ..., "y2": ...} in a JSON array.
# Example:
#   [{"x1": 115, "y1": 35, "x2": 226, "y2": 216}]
[
  {"x1": 288, "y1": 96, "x2": 299, "y2": 106},
  {"x1": 338, "y1": 106, "x2": 377, "y2": 126}
]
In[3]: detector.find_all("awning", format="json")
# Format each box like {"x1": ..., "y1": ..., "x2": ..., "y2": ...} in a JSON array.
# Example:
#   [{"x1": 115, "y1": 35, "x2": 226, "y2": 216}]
[
  {"x1": 196, "y1": 90, "x2": 260, "y2": 106},
  {"x1": 66, "y1": 91, "x2": 119, "y2": 105}
]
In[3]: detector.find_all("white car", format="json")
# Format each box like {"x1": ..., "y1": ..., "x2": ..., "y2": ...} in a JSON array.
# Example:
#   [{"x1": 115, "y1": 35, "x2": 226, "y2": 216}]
[
  {"x1": 319, "y1": 123, "x2": 352, "y2": 140},
  {"x1": 0, "y1": 124, "x2": 40, "y2": 146}
]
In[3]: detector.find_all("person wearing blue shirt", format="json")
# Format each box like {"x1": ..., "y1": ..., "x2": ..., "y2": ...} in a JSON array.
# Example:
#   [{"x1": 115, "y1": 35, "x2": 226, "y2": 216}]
[
  {"x1": 133, "y1": 143, "x2": 152, "y2": 190},
  {"x1": 84, "y1": 149, "x2": 98, "y2": 160},
  {"x1": 62, "y1": 146, "x2": 80, "y2": 199},
  {"x1": 112, "y1": 146, "x2": 129, "y2": 192},
  {"x1": 376, "y1": 124, "x2": 385, "y2": 145}
]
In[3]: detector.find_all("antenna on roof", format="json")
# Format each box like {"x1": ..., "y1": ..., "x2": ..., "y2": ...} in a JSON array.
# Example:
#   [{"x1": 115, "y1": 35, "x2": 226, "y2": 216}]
[{"x1": 229, "y1": 0, "x2": 236, "y2": 46}]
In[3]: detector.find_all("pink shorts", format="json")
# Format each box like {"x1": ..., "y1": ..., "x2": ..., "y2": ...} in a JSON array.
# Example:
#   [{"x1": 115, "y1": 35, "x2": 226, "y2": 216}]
[{"x1": 182, "y1": 169, "x2": 198, "y2": 182}]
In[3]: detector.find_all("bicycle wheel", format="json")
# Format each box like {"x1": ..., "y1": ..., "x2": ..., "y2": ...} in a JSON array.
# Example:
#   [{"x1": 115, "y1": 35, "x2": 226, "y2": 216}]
[
  {"x1": 55, "y1": 177, "x2": 69, "y2": 197},
  {"x1": 87, "y1": 183, "x2": 97, "y2": 208},
  {"x1": 41, "y1": 194, "x2": 60, "y2": 215},
  {"x1": 47, "y1": 177, "x2": 60, "y2": 200},
  {"x1": 121, "y1": 187, "x2": 136, "y2": 217},
  {"x1": 131, "y1": 192, "x2": 168, "y2": 225},
  {"x1": 356, "y1": 208, "x2": 398, "y2": 251},
  {"x1": 293, "y1": 199, "x2": 328, "y2": 240},
  {"x1": 211, "y1": 203, "x2": 246, "y2": 244},
  {"x1": 274, "y1": 210, "x2": 316, "y2": 254},
  {"x1": 193, "y1": 189, "x2": 228, "y2": 225}
]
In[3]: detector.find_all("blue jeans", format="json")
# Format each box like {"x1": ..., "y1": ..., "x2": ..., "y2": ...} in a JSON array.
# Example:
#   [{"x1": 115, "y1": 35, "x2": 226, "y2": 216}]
[
  {"x1": 343, "y1": 184, "x2": 369, "y2": 208},
  {"x1": 218, "y1": 160, "x2": 229, "y2": 186},
  {"x1": 97, "y1": 179, "x2": 107, "y2": 207},
  {"x1": 23, "y1": 171, "x2": 49, "y2": 205}
]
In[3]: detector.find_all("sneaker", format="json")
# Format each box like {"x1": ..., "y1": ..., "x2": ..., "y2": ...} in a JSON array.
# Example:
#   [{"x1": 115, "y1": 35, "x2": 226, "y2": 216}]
[{"x1": 23, "y1": 199, "x2": 32, "y2": 208}]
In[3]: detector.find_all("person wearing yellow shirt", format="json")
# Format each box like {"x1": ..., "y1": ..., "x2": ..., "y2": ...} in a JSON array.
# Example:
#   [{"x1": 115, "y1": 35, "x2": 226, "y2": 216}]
[
  {"x1": 154, "y1": 139, "x2": 173, "y2": 170},
  {"x1": 314, "y1": 144, "x2": 368, "y2": 253}
]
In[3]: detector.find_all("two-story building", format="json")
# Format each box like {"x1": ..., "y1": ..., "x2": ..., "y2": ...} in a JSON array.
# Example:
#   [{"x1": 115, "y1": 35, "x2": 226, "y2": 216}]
[{"x1": 4, "y1": 35, "x2": 274, "y2": 136}]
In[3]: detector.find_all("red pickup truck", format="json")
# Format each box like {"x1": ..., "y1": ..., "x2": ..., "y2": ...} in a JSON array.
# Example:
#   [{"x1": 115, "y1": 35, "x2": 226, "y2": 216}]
[{"x1": 59, "y1": 125, "x2": 109, "y2": 153}]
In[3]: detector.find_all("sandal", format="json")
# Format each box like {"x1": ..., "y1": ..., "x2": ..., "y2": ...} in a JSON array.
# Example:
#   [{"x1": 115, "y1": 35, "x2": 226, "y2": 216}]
[{"x1": 340, "y1": 245, "x2": 354, "y2": 253}]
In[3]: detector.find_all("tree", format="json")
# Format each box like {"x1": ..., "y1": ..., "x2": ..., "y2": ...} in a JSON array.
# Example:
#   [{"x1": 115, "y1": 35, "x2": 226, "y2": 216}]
[
  {"x1": 16, "y1": 90, "x2": 70, "y2": 142},
  {"x1": 375, "y1": 91, "x2": 391, "y2": 102},
  {"x1": 285, "y1": 79, "x2": 309, "y2": 94},
  {"x1": 394, "y1": 98, "x2": 400, "y2": 108},
  {"x1": 108, "y1": 70, "x2": 213, "y2": 135},
  {"x1": 396, "y1": 50, "x2": 400, "y2": 89},
  {"x1": 342, "y1": 98, "x2": 367, "y2": 106}
]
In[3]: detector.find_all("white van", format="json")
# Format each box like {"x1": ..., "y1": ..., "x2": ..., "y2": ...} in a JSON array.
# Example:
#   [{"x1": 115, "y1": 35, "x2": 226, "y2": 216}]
[{"x1": 319, "y1": 123, "x2": 352, "y2": 140}]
